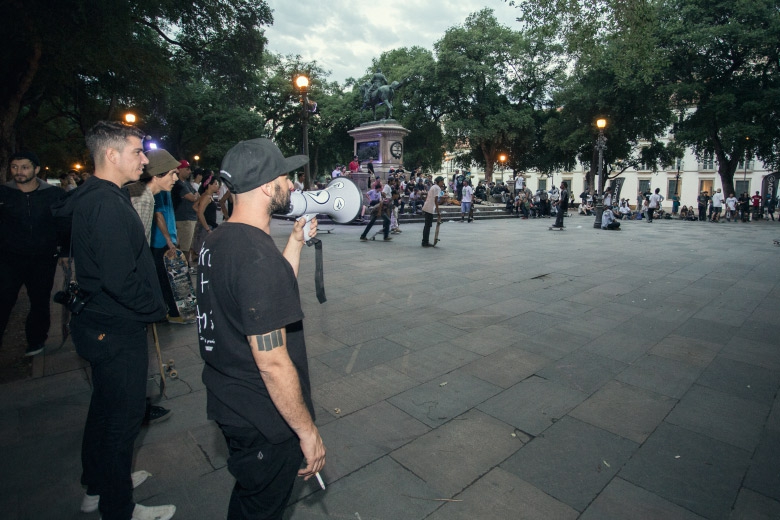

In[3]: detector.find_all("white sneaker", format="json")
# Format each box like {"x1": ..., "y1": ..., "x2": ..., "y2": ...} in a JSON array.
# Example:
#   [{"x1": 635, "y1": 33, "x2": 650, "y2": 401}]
[
  {"x1": 132, "y1": 503, "x2": 176, "y2": 520},
  {"x1": 80, "y1": 471, "x2": 152, "y2": 512}
]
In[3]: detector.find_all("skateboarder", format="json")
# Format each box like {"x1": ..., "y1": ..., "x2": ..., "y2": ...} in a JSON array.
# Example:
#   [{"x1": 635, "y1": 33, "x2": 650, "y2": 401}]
[
  {"x1": 551, "y1": 181, "x2": 569, "y2": 229},
  {"x1": 149, "y1": 160, "x2": 192, "y2": 324},
  {"x1": 359, "y1": 192, "x2": 392, "y2": 241},
  {"x1": 422, "y1": 176, "x2": 446, "y2": 247}
]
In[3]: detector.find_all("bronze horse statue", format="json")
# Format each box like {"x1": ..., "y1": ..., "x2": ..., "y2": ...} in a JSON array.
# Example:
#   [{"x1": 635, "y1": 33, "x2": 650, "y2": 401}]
[{"x1": 360, "y1": 79, "x2": 408, "y2": 121}]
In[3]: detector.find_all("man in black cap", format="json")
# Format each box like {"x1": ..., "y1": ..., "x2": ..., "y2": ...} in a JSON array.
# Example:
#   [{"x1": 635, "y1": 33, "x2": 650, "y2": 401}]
[
  {"x1": 198, "y1": 138, "x2": 325, "y2": 519},
  {"x1": 0, "y1": 151, "x2": 69, "y2": 356}
]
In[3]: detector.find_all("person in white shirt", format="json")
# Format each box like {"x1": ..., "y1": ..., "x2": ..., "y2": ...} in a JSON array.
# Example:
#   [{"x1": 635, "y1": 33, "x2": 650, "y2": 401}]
[
  {"x1": 601, "y1": 207, "x2": 620, "y2": 230},
  {"x1": 514, "y1": 173, "x2": 524, "y2": 195},
  {"x1": 460, "y1": 179, "x2": 474, "y2": 222},
  {"x1": 711, "y1": 188, "x2": 724, "y2": 222},
  {"x1": 421, "y1": 176, "x2": 445, "y2": 247},
  {"x1": 647, "y1": 188, "x2": 662, "y2": 223},
  {"x1": 331, "y1": 166, "x2": 341, "y2": 178},
  {"x1": 725, "y1": 192, "x2": 737, "y2": 221}
]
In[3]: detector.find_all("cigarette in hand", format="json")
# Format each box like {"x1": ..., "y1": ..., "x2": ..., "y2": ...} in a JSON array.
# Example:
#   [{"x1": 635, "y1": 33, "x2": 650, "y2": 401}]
[{"x1": 315, "y1": 472, "x2": 326, "y2": 490}]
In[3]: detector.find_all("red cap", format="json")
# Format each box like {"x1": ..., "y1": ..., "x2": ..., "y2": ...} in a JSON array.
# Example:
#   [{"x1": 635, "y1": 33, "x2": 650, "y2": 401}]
[{"x1": 178, "y1": 160, "x2": 190, "y2": 169}]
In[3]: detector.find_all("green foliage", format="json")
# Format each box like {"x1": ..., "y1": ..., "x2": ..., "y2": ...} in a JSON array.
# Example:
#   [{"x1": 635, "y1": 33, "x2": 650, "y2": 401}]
[
  {"x1": 434, "y1": 8, "x2": 564, "y2": 180},
  {"x1": 657, "y1": 0, "x2": 780, "y2": 193}
]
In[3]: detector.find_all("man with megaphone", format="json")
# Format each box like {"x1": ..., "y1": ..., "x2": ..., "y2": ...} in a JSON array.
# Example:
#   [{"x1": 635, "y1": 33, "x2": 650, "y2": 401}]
[{"x1": 196, "y1": 138, "x2": 326, "y2": 519}]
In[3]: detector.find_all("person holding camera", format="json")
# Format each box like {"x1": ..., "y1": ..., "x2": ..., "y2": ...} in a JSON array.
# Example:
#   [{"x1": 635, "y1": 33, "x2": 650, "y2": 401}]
[
  {"x1": 52, "y1": 121, "x2": 176, "y2": 520},
  {"x1": 0, "y1": 151, "x2": 70, "y2": 357}
]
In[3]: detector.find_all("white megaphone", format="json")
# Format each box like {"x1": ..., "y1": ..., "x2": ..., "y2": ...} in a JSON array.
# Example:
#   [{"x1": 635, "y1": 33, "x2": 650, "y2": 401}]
[{"x1": 286, "y1": 177, "x2": 363, "y2": 240}]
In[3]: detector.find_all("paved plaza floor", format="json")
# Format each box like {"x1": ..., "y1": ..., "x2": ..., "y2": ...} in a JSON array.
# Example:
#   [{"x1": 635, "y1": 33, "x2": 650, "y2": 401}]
[{"x1": 2, "y1": 214, "x2": 779, "y2": 520}]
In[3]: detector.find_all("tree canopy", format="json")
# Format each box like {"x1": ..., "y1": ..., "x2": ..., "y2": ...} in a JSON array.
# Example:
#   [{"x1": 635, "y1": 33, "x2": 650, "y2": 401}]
[{"x1": 3, "y1": 2, "x2": 778, "y2": 191}]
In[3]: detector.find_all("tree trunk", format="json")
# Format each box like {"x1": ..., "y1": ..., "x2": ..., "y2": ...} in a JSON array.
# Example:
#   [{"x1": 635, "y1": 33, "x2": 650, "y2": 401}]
[
  {"x1": 713, "y1": 142, "x2": 739, "y2": 197},
  {"x1": 0, "y1": 29, "x2": 42, "y2": 183}
]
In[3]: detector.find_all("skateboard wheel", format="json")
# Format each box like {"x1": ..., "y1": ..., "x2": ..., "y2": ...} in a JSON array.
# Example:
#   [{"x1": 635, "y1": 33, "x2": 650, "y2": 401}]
[
  {"x1": 168, "y1": 370, "x2": 178, "y2": 379},
  {"x1": 167, "y1": 359, "x2": 175, "y2": 367}
]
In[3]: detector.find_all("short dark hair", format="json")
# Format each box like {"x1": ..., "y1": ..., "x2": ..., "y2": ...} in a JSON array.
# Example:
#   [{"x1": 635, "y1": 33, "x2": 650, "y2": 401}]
[
  {"x1": 561, "y1": 181, "x2": 568, "y2": 188},
  {"x1": 85, "y1": 121, "x2": 145, "y2": 165},
  {"x1": 10, "y1": 151, "x2": 40, "y2": 167}
]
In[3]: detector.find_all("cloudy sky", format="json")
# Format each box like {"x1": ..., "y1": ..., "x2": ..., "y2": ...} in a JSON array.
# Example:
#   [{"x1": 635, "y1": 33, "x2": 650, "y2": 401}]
[{"x1": 262, "y1": 0, "x2": 522, "y2": 84}]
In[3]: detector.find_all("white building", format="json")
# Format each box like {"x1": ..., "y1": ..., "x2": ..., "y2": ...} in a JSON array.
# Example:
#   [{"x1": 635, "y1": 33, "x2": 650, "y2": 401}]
[{"x1": 441, "y1": 145, "x2": 773, "y2": 210}]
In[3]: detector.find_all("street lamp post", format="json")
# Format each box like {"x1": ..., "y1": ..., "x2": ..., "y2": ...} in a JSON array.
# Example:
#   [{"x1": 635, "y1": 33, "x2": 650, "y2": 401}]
[
  {"x1": 593, "y1": 118, "x2": 608, "y2": 229},
  {"x1": 295, "y1": 75, "x2": 311, "y2": 189},
  {"x1": 194, "y1": 155, "x2": 200, "y2": 168},
  {"x1": 498, "y1": 154, "x2": 506, "y2": 183}
]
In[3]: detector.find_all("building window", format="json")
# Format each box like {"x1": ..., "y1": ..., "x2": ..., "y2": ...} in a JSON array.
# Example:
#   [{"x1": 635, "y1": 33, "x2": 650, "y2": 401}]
[
  {"x1": 699, "y1": 179, "x2": 714, "y2": 195},
  {"x1": 538, "y1": 179, "x2": 547, "y2": 191},
  {"x1": 735, "y1": 180, "x2": 750, "y2": 195},
  {"x1": 668, "y1": 179, "x2": 680, "y2": 199},
  {"x1": 699, "y1": 153, "x2": 715, "y2": 170},
  {"x1": 639, "y1": 179, "x2": 651, "y2": 195}
]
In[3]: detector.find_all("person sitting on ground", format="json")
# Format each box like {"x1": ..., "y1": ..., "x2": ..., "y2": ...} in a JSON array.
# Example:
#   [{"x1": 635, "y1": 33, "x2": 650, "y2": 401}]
[
  {"x1": 618, "y1": 199, "x2": 632, "y2": 219},
  {"x1": 601, "y1": 207, "x2": 621, "y2": 230}
]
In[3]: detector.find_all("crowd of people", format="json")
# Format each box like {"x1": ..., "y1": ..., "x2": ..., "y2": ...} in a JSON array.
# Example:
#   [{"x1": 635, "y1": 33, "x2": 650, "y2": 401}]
[{"x1": 0, "y1": 127, "x2": 328, "y2": 520}]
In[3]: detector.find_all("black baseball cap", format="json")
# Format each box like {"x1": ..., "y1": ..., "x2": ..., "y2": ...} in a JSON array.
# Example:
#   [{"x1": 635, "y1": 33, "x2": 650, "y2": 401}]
[{"x1": 220, "y1": 138, "x2": 308, "y2": 194}]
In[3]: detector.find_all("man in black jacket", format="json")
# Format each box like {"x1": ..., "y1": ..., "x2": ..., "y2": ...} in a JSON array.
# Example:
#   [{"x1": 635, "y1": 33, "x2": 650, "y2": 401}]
[
  {"x1": 53, "y1": 121, "x2": 176, "y2": 520},
  {"x1": 0, "y1": 151, "x2": 69, "y2": 356}
]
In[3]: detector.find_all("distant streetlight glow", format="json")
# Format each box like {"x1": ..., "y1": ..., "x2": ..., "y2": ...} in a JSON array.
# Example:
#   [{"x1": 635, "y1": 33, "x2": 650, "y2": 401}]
[
  {"x1": 125, "y1": 113, "x2": 136, "y2": 124},
  {"x1": 295, "y1": 74, "x2": 311, "y2": 188}
]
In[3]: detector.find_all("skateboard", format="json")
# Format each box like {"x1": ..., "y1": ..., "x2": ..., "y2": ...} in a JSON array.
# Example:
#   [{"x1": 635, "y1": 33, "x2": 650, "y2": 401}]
[
  {"x1": 151, "y1": 324, "x2": 177, "y2": 402},
  {"x1": 549, "y1": 226, "x2": 565, "y2": 231},
  {"x1": 433, "y1": 214, "x2": 442, "y2": 246},
  {"x1": 163, "y1": 248, "x2": 197, "y2": 322},
  {"x1": 369, "y1": 229, "x2": 394, "y2": 240}
]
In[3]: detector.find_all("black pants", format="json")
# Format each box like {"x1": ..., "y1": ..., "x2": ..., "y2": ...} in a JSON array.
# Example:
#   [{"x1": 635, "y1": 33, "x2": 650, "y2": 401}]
[
  {"x1": 698, "y1": 205, "x2": 706, "y2": 221},
  {"x1": 74, "y1": 319, "x2": 148, "y2": 520},
  {"x1": 0, "y1": 253, "x2": 58, "y2": 348},
  {"x1": 554, "y1": 207, "x2": 566, "y2": 228},
  {"x1": 150, "y1": 247, "x2": 179, "y2": 318},
  {"x1": 220, "y1": 425, "x2": 303, "y2": 520},
  {"x1": 422, "y1": 211, "x2": 434, "y2": 245},
  {"x1": 360, "y1": 213, "x2": 390, "y2": 239}
]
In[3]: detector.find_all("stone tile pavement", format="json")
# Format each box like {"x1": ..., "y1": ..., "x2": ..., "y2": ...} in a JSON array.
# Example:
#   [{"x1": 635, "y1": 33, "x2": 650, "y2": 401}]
[{"x1": 1, "y1": 214, "x2": 779, "y2": 519}]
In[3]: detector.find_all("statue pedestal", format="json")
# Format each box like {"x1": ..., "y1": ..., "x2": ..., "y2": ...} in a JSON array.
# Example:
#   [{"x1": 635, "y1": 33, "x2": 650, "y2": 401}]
[{"x1": 348, "y1": 121, "x2": 410, "y2": 182}]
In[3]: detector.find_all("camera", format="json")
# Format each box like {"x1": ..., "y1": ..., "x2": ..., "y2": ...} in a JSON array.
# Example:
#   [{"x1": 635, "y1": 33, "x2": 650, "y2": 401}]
[{"x1": 53, "y1": 281, "x2": 88, "y2": 315}]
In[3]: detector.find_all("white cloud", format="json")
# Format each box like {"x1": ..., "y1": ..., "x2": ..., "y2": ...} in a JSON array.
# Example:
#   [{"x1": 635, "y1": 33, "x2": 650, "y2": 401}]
[{"x1": 263, "y1": 0, "x2": 521, "y2": 83}]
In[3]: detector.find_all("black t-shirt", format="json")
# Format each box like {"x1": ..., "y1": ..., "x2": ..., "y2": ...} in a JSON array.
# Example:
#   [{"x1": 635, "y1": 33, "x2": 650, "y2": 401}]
[{"x1": 197, "y1": 223, "x2": 313, "y2": 443}]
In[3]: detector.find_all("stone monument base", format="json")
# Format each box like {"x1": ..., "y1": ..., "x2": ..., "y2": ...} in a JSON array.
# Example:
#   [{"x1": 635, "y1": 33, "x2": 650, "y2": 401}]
[{"x1": 348, "y1": 121, "x2": 410, "y2": 183}]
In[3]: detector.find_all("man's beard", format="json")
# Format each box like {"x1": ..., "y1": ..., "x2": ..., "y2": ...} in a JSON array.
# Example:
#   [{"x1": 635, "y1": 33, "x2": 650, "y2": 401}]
[{"x1": 270, "y1": 182, "x2": 291, "y2": 215}]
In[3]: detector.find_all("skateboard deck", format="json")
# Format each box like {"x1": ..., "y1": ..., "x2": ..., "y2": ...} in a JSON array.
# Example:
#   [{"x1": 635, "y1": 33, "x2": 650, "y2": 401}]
[
  {"x1": 151, "y1": 324, "x2": 177, "y2": 402},
  {"x1": 164, "y1": 248, "x2": 197, "y2": 322},
  {"x1": 549, "y1": 226, "x2": 565, "y2": 231},
  {"x1": 433, "y1": 215, "x2": 442, "y2": 246}
]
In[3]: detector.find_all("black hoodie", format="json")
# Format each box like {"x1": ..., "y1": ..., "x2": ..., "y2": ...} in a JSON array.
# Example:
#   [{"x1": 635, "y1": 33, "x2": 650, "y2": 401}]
[
  {"x1": 52, "y1": 176, "x2": 166, "y2": 331},
  {"x1": 0, "y1": 179, "x2": 70, "y2": 257}
]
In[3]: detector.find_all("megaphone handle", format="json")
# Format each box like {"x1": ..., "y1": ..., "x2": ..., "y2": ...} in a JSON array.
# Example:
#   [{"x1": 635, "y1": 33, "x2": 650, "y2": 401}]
[{"x1": 302, "y1": 214, "x2": 315, "y2": 245}]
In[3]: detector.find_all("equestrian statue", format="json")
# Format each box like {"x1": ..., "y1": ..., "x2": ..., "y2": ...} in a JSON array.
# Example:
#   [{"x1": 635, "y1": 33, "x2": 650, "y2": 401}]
[{"x1": 360, "y1": 69, "x2": 409, "y2": 121}]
